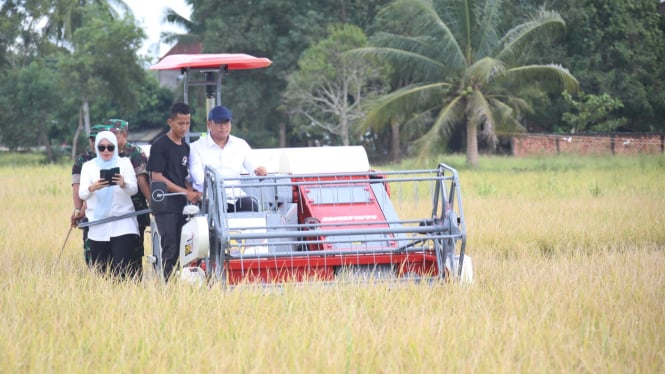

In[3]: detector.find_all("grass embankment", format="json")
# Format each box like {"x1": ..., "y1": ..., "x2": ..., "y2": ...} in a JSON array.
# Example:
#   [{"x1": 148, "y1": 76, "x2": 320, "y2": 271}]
[{"x1": 0, "y1": 153, "x2": 663, "y2": 372}]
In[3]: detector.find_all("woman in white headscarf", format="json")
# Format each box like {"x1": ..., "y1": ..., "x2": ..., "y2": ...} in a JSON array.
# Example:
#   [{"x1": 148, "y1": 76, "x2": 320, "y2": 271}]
[{"x1": 79, "y1": 131, "x2": 140, "y2": 279}]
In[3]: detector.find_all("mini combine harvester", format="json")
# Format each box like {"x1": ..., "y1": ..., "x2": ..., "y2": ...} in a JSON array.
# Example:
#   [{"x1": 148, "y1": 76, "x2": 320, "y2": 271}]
[{"x1": 147, "y1": 53, "x2": 472, "y2": 285}]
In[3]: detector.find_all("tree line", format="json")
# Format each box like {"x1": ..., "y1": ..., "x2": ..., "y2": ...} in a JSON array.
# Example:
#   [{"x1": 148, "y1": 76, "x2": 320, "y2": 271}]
[{"x1": 1, "y1": 0, "x2": 664, "y2": 165}]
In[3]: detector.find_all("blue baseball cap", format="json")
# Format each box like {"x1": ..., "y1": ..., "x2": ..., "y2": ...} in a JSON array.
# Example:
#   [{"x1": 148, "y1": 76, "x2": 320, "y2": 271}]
[{"x1": 208, "y1": 106, "x2": 232, "y2": 123}]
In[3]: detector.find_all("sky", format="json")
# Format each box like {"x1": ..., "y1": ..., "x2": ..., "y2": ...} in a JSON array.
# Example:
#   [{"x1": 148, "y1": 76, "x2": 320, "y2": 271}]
[{"x1": 124, "y1": 0, "x2": 192, "y2": 61}]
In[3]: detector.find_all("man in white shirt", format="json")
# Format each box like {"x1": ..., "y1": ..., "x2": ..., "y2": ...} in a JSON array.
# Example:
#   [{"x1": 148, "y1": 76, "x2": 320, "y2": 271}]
[{"x1": 189, "y1": 106, "x2": 268, "y2": 212}]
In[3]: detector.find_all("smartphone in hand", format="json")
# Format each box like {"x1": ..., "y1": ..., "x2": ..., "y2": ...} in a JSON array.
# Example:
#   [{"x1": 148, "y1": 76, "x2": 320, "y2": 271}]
[{"x1": 100, "y1": 167, "x2": 120, "y2": 185}]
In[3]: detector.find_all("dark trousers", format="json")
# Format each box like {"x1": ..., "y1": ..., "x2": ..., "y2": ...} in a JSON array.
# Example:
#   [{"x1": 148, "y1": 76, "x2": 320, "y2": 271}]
[
  {"x1": 228, "y1": 196, "x2": 259, "y2": 212},
  {"x1": 89, "y1": 233, "x2": 141, "y2": 280},
  {"x1": 83, "y1": 227, "x2": 91, "y2": 266},
  {"x1": 132, "y1": 222, "x2": 146, "y2": 279},
  {"x1": 154, "y1": 212, "x2": 186, "y2": 281}
]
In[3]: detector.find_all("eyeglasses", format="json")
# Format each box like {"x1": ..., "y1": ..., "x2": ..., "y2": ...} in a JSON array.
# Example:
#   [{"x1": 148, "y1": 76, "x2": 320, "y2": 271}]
[{"x1": 97, "y1": 145, "x2": 115, "y2": 152}]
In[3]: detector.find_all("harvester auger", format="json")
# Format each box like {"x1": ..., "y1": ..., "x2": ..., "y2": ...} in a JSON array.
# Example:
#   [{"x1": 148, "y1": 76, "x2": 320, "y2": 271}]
[{"x1": 147, "y1": 54, "x2": 472, "y2": 285}]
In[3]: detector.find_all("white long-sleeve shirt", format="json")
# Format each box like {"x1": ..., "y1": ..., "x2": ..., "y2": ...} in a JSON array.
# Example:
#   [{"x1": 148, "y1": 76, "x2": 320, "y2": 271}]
[
  {"x1": 189, "y1": 134, "x2": 259, "y2": 201},
  {"x1": 79, "y1": 157, "x2": 139, "y2": 241}
]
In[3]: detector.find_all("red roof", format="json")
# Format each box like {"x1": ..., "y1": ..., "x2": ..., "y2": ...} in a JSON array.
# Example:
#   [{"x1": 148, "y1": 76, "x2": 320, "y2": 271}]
[{"x1": 162, "y1": 41, "x2": 203, "y2": 57}]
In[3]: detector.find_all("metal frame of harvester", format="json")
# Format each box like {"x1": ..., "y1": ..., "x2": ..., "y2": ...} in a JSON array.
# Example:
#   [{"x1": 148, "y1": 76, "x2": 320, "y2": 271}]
[{"x1": 147, "y1": 53, "x2": 472, "y2": 285}]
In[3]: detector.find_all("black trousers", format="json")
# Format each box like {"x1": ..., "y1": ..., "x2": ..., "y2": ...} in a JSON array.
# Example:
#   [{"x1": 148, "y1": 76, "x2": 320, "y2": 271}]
[
  {"x1": 89, "y1": 233, "x2": 141, "y2": 280},
  {"x1": 228, "y1": 196, "x2": 259, "y2": 212},
  {"x1": 154, "y1": 212, "x2": 186, "y2": 281},
  {"x1": 133, "y1": 221, "x2": 147, "y2": 279},
  {"x1": 82, "y1": 227, "x2": 91, "y2": 266}
]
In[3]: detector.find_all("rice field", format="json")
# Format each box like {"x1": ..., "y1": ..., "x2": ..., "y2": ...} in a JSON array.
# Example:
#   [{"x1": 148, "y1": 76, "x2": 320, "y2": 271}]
[{"x1": 0, "y1": 153, "x2": 663, "y2": 372}]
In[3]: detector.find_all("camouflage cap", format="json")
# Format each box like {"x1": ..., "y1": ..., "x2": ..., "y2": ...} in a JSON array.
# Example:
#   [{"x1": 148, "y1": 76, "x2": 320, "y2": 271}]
[
  {"x1": 89, "y1": 124, "x2": 110, "y2": 139},
  {"x1": 106, "y1": 119, "x2": 129, "y2": 134}
]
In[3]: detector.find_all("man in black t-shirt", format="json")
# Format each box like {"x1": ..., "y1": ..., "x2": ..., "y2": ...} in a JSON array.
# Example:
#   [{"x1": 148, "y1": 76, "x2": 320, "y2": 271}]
[{"x1": 147, "y1": 103, "x2": 202, "y2": 280}]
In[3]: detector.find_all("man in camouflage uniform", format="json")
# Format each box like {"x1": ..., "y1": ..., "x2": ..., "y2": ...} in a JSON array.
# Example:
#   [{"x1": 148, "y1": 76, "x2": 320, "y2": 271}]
[
  {"x1": 107, "y1": 119, "x2": 151, "y2": 278},
  {"x1": 71, "y1": 123, "x2": 110, "y2": 266}
]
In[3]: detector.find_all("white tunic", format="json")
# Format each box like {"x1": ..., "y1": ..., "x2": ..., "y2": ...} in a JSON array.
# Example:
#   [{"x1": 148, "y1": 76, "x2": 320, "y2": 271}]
[{"x1": 79, "y1": 157, "x2": 139, "y2": 241}]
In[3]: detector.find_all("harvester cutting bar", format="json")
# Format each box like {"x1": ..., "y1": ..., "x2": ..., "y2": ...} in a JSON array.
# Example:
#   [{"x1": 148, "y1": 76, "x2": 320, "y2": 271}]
[
  {"x1": 229, "y1": 245, "x2": 440, "y2": 259},
  {"x1": 223, "y1": 254, "x2": 440, "y2": 283}
]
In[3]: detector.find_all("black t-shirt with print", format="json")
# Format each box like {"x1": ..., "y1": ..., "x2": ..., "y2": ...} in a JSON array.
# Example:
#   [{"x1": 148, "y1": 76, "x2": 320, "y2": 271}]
[{"x1": 147, "y1": 134, "x2": 190, "y2": 214}]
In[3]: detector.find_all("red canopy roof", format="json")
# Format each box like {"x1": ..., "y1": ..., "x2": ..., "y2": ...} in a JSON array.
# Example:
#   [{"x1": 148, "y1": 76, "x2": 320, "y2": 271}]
[{"x1": 150, "y1": 53, "x2": 272, "y2": 71}]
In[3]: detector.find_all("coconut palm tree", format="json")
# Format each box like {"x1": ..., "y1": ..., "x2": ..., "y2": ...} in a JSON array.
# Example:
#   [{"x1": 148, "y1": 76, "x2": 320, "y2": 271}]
[
  {"x1": 161, "y1": 7, "x2": 201, "y2": 46},
  {"x1": 44, "y1": 0, "x2": 131, "y2": 45},
  {"x1": 348, "y1": 0, "x2": 579, "y2": 166}
]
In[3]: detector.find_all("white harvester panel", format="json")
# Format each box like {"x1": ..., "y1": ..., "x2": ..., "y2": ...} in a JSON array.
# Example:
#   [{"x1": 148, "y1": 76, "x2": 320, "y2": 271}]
[
  {"x1": 249, "y1": 146, "x2": 370, "y2": 175},
  {"x1": 227, "y1": 216, "x2": 270, "y2": 255},
  {"x1": 179, "y1": 216, "x2": 210, "y2": 265},
  {"x1": 249, "y1": 148, "x2": 284, "y2": 174}
]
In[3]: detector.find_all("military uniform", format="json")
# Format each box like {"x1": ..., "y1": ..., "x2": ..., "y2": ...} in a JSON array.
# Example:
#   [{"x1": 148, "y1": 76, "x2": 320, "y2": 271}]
[{"x1": 119, "y1": 142, "x2": 150, "y2": 250}]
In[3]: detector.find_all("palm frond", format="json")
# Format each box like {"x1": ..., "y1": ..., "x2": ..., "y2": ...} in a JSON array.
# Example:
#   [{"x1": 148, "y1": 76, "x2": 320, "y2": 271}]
[
  {"x1": 500, "y1": 64, "x2": 579, "y2": 93},
  {"x1": 362, "y1": 82, "x2": 453, "y2": 131},
  {"x1": 468, "y1": 89, "x2": 492, "y2": 125},
  {"x1": 496, "y1": 8, "x2": 565, "y2": 62},
  {"x1": 345, "y1": 46, "x2": 449, "y2": 83},
  {"x1": 378, "y1": 0, "x2": 466, "y2": 68},
  {"x1": 164, "y1": 8, "x2": 194, "y2": 30},
  {"x1": 466, "y1": 89, "x2": 497, "y2": 146},
  {"x1": 460, "y1": 0, "x2": 473, "y2": 61},
  {"x1": 368, "y1": 32, "x2": 458, "y2": 75},
  {"x1": 370, "y1": 32, "x2": 437, "y2": 59},
  {"x1": 493, "y1": 95, "x2": 533, "y2": 115},
  {"x1": 474, "y1": 0, "x2": 503, "y2": 59},
  {"x1": 488, "y1": 98, "x2": 525, "y2": 134},
  {"x1": 413, "y1": 95, "x2": 465, "y2": 157},
  {"x1": 464, "y1": 57, "x2": 505, "y2": 87}
]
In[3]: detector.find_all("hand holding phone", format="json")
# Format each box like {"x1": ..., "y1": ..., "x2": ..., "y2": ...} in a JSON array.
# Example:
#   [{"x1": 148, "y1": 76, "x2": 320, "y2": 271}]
[{"x1": 100, "y1": 167, "x2": 120, "y2": 186}]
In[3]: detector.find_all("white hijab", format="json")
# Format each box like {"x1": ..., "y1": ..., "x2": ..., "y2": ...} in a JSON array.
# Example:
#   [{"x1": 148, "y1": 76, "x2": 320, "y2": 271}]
[{"x1": 93, "y1": 131, "x2": 119, "y2": 220}]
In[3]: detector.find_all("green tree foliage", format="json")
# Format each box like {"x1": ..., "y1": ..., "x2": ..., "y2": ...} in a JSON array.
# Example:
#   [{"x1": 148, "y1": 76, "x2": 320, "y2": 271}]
[
  {"x1": 58, "y1": 8, "x2": 144, "y2": 108},
  {"x1": 0, "y1": 60, "x2": 64, "y2": 161},
  {"x1": 567, "y1": 0, "x2": 665, "y2": 132},
  {"x1": 0, "y1": 1, "x2": 61, "y2": 68},
  {"x1": 0, "y1": 0, "x2": 74, "y2": 159},
  {"x1": 43, "y1": 0, "x2": 131, "y2": 45},
  {"x1": 283, "y1": 24, "x2": 385, "y2": 146},
  {"x1": 560, "y1": 91, "x2": 626, "y2": 134},
  {"x1": 56, "y1": 5, "x2": 146, "y2": 155},
  {"x1": 3, "y1": 0, "x2": 664, "y2": 160},
  {"x1": 347, "y1": 0, "x2": 578, "y2": 166},
  {"x1": 0, "y1": 1, "x2": 168, "y2": 161},
  {"x1": 521, "y1": 0, "x2": 665, "y2": 132},
  {"x1": 187, "y1": 0, "x2": 391, "y2": 147},
  {"x1": 122, "y1": 76, "x2": 178, "y2": 130}
]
